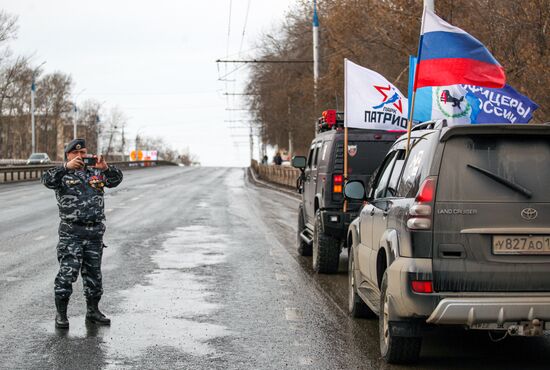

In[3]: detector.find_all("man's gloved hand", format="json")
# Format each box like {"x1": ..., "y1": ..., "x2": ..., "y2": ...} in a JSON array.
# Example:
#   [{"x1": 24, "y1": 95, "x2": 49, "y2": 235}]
[{"x1": 66, "y1": 156, "x2": 84, "y2": 170}]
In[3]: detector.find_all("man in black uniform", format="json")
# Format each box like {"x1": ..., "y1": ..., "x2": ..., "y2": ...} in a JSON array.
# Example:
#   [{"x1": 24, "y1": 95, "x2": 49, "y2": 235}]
[{"x1": 42, "y1": 139, "x2": 123, "y2": 329}]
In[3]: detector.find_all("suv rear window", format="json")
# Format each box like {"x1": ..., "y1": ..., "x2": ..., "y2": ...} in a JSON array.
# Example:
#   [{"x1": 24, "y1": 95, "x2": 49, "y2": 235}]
[
  {"x1": 437, "y1": 136, "x2": 550, "y2": 202},
  {"x1": 347, "y1": 140, "x2": 393, "y2": 176}
]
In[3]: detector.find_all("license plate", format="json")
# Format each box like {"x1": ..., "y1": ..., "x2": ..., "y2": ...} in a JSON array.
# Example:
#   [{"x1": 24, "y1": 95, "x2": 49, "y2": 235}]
[{"x1": 493, "y1": 235, "x2": 550, "y2": 255}]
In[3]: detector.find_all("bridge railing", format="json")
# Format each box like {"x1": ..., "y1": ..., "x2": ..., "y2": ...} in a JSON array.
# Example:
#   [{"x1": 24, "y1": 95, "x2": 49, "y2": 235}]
[
  {"x1": 250, "y1": 160, "x2": 301, "y2": 189},
  {"x1": 0, "y1": 160, "x2": 178, "y2": 184}
]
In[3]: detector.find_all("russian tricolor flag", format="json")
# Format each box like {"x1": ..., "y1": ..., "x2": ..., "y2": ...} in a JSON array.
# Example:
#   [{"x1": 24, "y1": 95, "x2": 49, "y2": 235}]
[{"x1": 414, "y1": 8, "x2": 506, "y2": 90}]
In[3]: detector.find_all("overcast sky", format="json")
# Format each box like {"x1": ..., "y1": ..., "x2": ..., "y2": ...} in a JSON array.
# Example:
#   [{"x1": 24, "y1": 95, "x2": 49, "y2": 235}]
[{"x1": 0, "y1": 0, "x2": 299, "y2": 166}]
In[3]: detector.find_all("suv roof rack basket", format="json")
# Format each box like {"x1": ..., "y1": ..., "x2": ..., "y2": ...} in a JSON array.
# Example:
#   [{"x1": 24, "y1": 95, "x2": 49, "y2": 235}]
[
  {"x1": 411, "y1": 119, "x2": 448, "y2": 132},
  {"x1": 317, "y1": 110, "x2": 344, "y2": 133}
]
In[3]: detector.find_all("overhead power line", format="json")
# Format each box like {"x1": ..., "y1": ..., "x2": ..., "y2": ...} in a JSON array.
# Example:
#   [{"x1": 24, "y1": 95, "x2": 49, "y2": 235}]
[
  {"x1": 239, "y1": 0, "x2": 252, "y2": 55},
  {"x1": 216, "y1": 59, "x2": 313, "y2": 64}
]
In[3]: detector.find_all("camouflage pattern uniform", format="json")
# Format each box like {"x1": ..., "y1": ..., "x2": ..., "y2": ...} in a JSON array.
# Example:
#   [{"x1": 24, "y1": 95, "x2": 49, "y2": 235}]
[{"x1": 42, "y1": 164, "x2": 123, "y2": 300}]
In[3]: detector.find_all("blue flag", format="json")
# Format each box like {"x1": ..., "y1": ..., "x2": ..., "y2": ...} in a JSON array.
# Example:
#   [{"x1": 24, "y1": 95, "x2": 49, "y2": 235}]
[{"x1": 462, "y1": 84, "x2": 538, "y2": 124}]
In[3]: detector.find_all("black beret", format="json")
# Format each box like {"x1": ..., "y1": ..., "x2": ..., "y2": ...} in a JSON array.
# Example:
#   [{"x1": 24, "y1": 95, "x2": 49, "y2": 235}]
[{"x1": 65, "y1": 138, "x2": 86, "y2": 153}]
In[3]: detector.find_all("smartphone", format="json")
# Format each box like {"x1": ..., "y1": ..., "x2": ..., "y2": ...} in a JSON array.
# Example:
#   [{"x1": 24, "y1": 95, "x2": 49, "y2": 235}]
[{"x1": 83, "y1": 156, "x2": 97, "y2": 166}]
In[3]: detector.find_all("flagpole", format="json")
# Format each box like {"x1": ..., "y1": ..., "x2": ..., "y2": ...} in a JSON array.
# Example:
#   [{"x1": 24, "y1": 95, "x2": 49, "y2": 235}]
[
  {"x1": 406, "y1": 5, "x2": 428, "y2": 156},
  {"x1": 343, "y1": 59, "x2": 348, "y2": 212}
]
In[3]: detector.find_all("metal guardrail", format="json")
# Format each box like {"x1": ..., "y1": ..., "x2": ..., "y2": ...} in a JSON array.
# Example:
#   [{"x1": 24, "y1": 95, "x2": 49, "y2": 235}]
[
  {"x1": 250, "y1": 160, "x2": 301, "y2": 188},
  {"x1": 0, "y1": 160, "x2": 178, "y2": 184}
]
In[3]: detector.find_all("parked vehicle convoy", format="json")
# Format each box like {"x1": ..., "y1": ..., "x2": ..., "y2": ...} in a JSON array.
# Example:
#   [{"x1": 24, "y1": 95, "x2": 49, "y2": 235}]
[
  {"x1": 292, "y1": 110, "x2": 404, "y2": 273},
  {"x1": 345, "y1": 120, "x2": 550, "y2": 364},
  {"x1": 26, "y1": 153, "x2": 51, "y2": 165}
]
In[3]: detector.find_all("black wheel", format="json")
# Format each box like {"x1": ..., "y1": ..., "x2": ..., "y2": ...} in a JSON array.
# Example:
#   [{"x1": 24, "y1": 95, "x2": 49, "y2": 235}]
[
  {"x1": 312, "y1": 210, "x2": 340, "y2": 273},
  {"x1": 379, "y1": 272, "x2": 422, "y2": 364},
  {"x1": 297, "y1": 204, "x2": 312, "y2": 256},
  {"x1": 348, "y1": 247, "x2": 376, "y2": 318}
]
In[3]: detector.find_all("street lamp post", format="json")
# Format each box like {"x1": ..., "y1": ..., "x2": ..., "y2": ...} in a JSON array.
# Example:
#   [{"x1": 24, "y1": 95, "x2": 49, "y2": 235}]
[
  {"x1": 73, "y1": 89, "x2": 86, "y2": 139},
  {"x1": 134, "y1": 126, "x2": 147, "y2": 162},
  {"x1": 95, "y1": 100, "x2": 107, "y2": 154},
  {"x1": 30, "y1": 62, "x2": 46, "y2": 154}
]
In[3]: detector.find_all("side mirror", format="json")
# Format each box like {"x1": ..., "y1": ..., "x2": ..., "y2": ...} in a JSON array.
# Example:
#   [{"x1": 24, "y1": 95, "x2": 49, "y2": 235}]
[
  {"x1": 291, "y1": 156, "x2": 307, "y2": 169},
  {"x1": 344, "y1": 180, "x2": 365, "y2": 200}
]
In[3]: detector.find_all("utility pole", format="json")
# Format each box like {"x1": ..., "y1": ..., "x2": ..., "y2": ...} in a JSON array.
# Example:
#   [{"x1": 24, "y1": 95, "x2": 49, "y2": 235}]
[
  {"x1": 313, "y1": 0, "x2": 320, "y2": 132},
  {"x1": 30, "y1": 62, "x2": 45, "y2": 154},
  {"x1": 287, "y1": 96, "x2": 293, "y2": 159},
  {"x1": 249, "y1": 126, "x2": 254, "y2": 165},
  {"x1": 73, "y1": 104, "x2": 77, "y2": 139},
  {"x1": 73, "y1": 89, "x2": 86, "y2": 139},
  {"x1": 95, "y1": 114, "x2": 101, "y2": 154},
  {"x1": 31, "y1": 78, "x2": 36, "y2": 154},
  {"x1": 134, "y1": 133, "x2": 139, "y2": 162}
]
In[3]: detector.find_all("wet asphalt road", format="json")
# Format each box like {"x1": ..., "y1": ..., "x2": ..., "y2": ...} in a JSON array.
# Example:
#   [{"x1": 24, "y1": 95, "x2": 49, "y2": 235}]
[{"x1": 0, "y1": 166, "x2": 549, "y2": 370}]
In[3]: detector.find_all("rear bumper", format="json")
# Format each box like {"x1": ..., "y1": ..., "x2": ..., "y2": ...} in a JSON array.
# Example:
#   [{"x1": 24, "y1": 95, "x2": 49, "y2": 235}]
[
  {"x1": 321, "y1": 209, "x2": 357, "y2": 240},
  {"x1": 427, "y1": 296, "x2": 550, "y2": 326},
  {"x1": 386, "y1": 257, "x2": 550, "y2": 331}
]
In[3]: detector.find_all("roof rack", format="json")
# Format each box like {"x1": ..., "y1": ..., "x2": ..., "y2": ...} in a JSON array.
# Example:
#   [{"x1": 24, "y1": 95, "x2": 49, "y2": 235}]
[
  {"x1": 411, "y1": 119, "x2": 447, "y2": 132},
  {"x1": 317, "y1": 109, "x2": 344, "y2": 133}
]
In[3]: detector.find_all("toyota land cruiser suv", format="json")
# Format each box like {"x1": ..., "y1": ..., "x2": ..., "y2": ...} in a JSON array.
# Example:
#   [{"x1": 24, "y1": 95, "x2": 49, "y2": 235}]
[
  {"x1": 345, "y1": 121, "x2": 550, "y2": 364},
  {"x1": 292, "y1": 110, "x2": 403, "y2": 273}
]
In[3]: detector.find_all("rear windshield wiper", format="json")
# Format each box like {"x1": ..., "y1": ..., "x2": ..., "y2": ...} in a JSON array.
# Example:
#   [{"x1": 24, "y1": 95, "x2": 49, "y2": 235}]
[{"x1": 467, "y1": 164, "x2": 532, "y2": 199}]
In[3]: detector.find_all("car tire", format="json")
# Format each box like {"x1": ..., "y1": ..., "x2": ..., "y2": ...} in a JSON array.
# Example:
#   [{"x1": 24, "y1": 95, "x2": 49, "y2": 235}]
[
  {"x1": 312, "y1": 210, "x2": 340, "y2": 274},
  {"x1": 348, "y1": 247, "x2": 376, "y2": 318},
  {"x1": 297, "y1": 204, "x2": 312, "y2": 256},
  {"x1": 379, "y1": 271, "x2": 422, "y2": 364}
]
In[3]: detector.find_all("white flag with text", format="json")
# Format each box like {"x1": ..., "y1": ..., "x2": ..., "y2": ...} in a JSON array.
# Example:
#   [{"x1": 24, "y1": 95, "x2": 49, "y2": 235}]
[{"x1": 344, "y1": 59, "x2": 408, "y2": 130}]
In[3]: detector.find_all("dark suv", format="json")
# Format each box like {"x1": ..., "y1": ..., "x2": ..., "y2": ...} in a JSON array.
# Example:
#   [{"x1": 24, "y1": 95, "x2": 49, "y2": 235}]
[
  {"x1": 345, "y1": 121, "x2": 550, "y2": 364},
  {"x1": 292, "y1": 111, "x2": 403, "y2": 273}
]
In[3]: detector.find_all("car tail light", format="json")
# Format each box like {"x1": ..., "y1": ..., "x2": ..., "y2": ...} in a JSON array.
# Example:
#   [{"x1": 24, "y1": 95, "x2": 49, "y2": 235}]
[
  {"x1": 407, "y1": 176, "x2": 437, "y2": 230},
  {"x1": 411, "y1": 280, "x2": 433, "y2": 293},
  {"x1": 333, "y1": 174, "x2": 343, "y2": 193},
  {"x1": 416, "y1": 177, "x2": 435, "y2": 203}
]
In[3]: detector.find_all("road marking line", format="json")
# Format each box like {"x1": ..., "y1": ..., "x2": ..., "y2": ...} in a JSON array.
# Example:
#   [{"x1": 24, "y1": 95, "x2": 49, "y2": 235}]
[{"x1": 285, "y1": 308, "x2": 301, "y2": 321}]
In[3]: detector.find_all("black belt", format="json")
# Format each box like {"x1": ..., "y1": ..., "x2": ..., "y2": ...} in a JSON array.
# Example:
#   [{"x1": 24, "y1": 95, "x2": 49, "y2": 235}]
[{"x1": 72, "y1": 221, "x2": 102, "y2": 227}]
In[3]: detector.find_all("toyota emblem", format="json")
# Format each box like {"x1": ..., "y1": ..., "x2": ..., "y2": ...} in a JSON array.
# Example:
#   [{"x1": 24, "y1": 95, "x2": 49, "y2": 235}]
[{"x1": 521, "y1": 208, "x2": 538, "y2": 221}]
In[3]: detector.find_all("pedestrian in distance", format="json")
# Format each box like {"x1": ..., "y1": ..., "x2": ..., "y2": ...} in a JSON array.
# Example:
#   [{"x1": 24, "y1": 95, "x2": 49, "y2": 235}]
[
  {"x1": 273, "y1": 152, "x2": 282, "y2": 166},
  {"x1": 41, "y1": 138, "x2": 123, "y2": 329}
]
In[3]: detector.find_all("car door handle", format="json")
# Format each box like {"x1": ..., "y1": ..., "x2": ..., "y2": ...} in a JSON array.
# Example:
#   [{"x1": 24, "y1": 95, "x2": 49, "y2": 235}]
[
  {"x1": 383, "y1": 210, "x2": 389, "y2": 217},
  {"x1": 370, "y1": 209, "x2": 375, "y2": 216}
]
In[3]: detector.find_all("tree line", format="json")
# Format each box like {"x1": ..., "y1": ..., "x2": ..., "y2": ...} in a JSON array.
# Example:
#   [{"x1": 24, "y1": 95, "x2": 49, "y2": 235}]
[
  {"x1": 246, "y1": 0, "x2": 549, "y2": 155},
  {"x1": 0, "y1": 10, "x2": 195, "y2": 164}
]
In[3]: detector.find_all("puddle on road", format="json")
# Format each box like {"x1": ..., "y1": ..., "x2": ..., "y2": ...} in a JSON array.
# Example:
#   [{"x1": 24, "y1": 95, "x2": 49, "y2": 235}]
[{"x1": 41, "y1": 225, "x2": 232, "y2": 365}]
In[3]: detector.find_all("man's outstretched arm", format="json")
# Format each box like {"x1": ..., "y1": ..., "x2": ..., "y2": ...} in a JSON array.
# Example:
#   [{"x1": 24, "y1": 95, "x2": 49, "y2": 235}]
[{"x1": 41, "y1": 165, "x2": 67, "y2": 189}]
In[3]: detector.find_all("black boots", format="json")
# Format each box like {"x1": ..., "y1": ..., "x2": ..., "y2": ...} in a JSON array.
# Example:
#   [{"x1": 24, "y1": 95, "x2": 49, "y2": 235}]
[
  {"x1": 55, "y1": 297, "x2": 70, "y2": 329},
  {"x1": 86, "y1": 297, "x2": 111, "y2": 325}
]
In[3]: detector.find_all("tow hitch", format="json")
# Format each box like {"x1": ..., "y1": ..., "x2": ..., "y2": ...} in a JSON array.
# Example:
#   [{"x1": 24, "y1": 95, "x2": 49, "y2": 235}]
[{"x1": 507, "y1": 319, "x2": 545, "y2": 337}]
